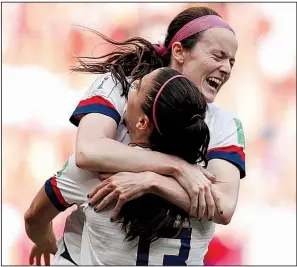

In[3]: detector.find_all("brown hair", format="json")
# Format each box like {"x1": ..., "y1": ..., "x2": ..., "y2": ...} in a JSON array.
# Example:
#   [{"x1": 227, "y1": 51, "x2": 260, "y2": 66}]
[
  {"x1": 71, "y1": 7, "x2": 221, "y2": 98},
  {"x1": 118, "y1": 67, "x2": 210, "y2": 243}
]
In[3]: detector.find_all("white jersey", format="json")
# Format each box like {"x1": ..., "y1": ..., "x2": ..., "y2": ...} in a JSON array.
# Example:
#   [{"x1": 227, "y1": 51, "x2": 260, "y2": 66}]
[
  {"x1": 69, "y1": 72, "x2": 246, "y2": 178},
  {"x1": 52, "y1": 73, "x2": 131, "y2": 264},
  {"x1": 52, "y1": 72, "x2": 246, "y2": 265},
  {"x1": 46, "y1": 154, "x2": 215, "y2": 265},
  {"x1": 205, "y1": 103, "x2": 246, "y2": 178}
]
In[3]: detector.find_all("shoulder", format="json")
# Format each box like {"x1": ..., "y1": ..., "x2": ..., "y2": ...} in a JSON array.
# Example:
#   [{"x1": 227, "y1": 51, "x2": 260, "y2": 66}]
[
  {"x1": 88, "y1": 72, "x2": 124, "y2": 98},
  {"x1": 206, "y1": 103, "x2": 238, "y2": 123},
  {"x1": 205, "y1": 103, "x2": 244, "y2": 132}
]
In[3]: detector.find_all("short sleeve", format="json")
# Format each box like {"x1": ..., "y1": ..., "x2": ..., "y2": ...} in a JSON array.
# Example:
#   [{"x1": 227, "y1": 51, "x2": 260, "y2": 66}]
[
  {"x1": 44, "y1": 155, "x2": 96, "y2": 211},
  {"x1": 69, "y1": 73, "x2": 128, "y2": 127},
  {"x1": 207, "y1": 114, "x2": 246, "y2": 179}
]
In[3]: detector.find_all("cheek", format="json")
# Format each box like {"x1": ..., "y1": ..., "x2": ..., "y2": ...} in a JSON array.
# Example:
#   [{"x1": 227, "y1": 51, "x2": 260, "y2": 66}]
[{"x1": 182, "y1": 59, "x2": 204, "y2": 84}]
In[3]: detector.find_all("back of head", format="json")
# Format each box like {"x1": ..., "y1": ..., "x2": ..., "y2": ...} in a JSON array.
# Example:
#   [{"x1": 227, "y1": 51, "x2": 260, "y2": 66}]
[
  {"x1": 117, "y1": 67, "x2": 210, "y2": 243},
  {"x1": 142, "y1": 67, "x2": 210, "y2": 165}
]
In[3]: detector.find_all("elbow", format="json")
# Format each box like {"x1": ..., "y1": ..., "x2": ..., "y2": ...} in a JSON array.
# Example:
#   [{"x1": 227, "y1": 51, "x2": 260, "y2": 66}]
[
  {"x1": 220, "y1": 215, "x2": 232, "y2": 225},
  {"x1": 75, "y1": 150, "x2": 90, "y2": 169},
  {"x1": 75, "y1": 148, "x2": 105, "y2": 171},
  {"x1": 219, "y1": 211, "x2": 234, "y2": 225}
]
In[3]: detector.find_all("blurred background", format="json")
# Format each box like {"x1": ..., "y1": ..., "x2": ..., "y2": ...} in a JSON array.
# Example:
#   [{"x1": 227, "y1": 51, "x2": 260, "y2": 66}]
[{"x1": 1, "y1": 2, "x2": 296, "y2": 265}]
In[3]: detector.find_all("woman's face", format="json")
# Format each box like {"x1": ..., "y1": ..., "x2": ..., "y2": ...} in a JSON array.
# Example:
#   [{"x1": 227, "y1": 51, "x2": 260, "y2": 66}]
[
  {"x1": 125, "y1": 70, "x2": 158, "y2": 139},
  {"x1": 172, "y1": 28, "x2": 238, "y2": 103}
]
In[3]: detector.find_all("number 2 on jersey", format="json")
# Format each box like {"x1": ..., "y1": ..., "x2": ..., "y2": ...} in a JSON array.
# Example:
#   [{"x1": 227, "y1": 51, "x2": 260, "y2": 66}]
[{"x1": 136, "y1": 228, "x2": 192, "y2": 266}]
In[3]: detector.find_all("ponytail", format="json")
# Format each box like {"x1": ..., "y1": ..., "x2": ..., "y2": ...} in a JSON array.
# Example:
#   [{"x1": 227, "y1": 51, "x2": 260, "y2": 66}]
[{"x1": 71, "y1": 26, "x2": 166, "y2": 98}]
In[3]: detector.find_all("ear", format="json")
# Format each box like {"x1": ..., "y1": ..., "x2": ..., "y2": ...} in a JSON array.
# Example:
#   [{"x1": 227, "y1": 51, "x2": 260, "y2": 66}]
[
  {"x1": 136, "y1": 115, "x2": 151, "y2": 132},
  {"x1": 171, "y1": 42, "x2": 185, "y2": 65}
]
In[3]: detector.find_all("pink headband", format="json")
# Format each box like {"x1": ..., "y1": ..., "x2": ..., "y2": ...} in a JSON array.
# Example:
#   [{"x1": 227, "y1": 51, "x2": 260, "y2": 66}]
[
  {"x1": 154, "y1": 15, "x2": 234, "y2": 56},
  {"x1": 152, "y1": 74, "x2": 185, "y2": 135}
]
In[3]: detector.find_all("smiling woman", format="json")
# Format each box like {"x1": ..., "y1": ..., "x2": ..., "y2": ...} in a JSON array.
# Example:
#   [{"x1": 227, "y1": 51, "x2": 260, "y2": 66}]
[{"x1": 175, "y1": 27, "x2": 238, "y2": 102}]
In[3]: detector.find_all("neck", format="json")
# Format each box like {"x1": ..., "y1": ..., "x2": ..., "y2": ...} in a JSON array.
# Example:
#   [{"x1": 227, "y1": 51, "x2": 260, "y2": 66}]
[
  {"x1": 130, "y1": 133, "x2": 151, "y2": 148},
  {"x1": 169, "y1": 62, "x2": 182, "y2": 73},
  {"x1": 128, "y1": 142, "x2": 152, "y2": 149}
]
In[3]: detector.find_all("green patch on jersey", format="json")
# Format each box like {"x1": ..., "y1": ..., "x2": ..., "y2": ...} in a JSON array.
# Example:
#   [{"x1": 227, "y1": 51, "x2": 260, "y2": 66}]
[
  {"x1": 57, "y1": 160, "x2": 69, "y2": 177},
  {"x1": 234, "y1": 118, "x2": 245, "y2": 146}
]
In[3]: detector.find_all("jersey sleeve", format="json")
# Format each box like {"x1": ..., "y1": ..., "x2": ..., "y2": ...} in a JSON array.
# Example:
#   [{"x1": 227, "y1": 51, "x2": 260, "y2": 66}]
[
  {"x1": 44, "y1": 176, "x2": 73, "y2": 211},
  {"x1": 69, "y1": 73, "x2": 127, "y2": 127},
  {"x1": 207, "y1": 116, "x2": 246, "y2": 178},
  {"x1": 44, "y1": 156, "x2": 94, "y2": 211}
]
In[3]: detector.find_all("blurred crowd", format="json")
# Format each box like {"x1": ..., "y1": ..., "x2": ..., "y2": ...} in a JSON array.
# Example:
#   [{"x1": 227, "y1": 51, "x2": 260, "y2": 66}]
[{"x1": 2, "y1": 2, "x2": 296, "y2": 265}]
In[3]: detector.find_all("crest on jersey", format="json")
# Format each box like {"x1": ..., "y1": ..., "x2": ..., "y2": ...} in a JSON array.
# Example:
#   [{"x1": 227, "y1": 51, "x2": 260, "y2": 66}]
[
  {"x1": 88, "y1": 76, "x2": 112, "y2": 98},
  {"x1": 233, "y1": 118, "x2": 245, "y2": 147}
]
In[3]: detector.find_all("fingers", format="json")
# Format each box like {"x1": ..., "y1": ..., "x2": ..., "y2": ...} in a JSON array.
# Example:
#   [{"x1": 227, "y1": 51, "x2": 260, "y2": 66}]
[
  {"x1": 211, "y1": 188, "x2": 223, "y2": 215},
  {"x1": 44, "y1": 253, "x2": 50, "y2": 266},
  {"x1": 29, "y1": 249, "x2": 35, "y2": 265},
  {"x1": 36, "y1": 255, "x2": 41, "y2": 266},
  {"x1": 94, "y1": 190, "x2": 118, "y2": 211},
  {"x1": 189, "y1": 191, "x2": 198, "y2": 218},
  {"x1": 110, "y1": 187, "x2": 145, "y2": 220},
  {"x1": 199, "y1": 167, "x2": 216, "y2": 182},
  {"x1": 98, "y1": 173, "x2": 113, "y2": 181},
  {"x1": 88, "y1": 182, "x2": 110, "y2": 204},
  {"x1": 110, "y1": 196, "x2": 126, "y2": 221},
  {"x1": 197, "y1": 189, "x2": 206, "y2": 220},
  {"x1": 204, "y1": 186, "x2": 215, "y2": 220},
  {"x1": 89, "y1": 181, "x2": 109, "y2": 199}
]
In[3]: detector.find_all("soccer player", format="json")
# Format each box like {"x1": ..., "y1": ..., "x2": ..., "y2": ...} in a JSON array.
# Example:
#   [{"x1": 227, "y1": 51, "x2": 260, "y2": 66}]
[{"x1": 25, "y1": 68, "x2": 214, "y2": 265}]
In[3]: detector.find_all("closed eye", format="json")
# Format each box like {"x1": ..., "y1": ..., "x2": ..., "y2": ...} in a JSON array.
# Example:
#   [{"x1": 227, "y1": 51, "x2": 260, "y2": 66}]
[
  {"x1": 213, "y1": 51, "x2": 235, "y2": 68},
  {"x1": 213, "y1": 53, "x2": 223, "y2": 60}
]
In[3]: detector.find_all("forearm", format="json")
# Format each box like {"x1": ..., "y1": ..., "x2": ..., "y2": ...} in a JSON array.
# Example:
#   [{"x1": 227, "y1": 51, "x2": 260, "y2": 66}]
[
  {"x1": 76, "y1": 137, "x2": 185, "y2": 177},
  {"x1": 25, "y1": 218, "x2": 56, "y2": 246},
  {"x1": 206, "y1": 159, "x2": 241, "y2": 224},
  {"x1": 152, "y1": 172, "x2": 234, "y2": 224},
  {"x1": 152, "y1": 173, "x2": 191, "y2": 213},
  {"x1": 24, "y1": 187, "x2": 59, "y2": 246}
]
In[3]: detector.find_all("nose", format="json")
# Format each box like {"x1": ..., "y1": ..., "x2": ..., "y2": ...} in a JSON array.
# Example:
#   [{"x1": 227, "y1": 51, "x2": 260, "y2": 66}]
[{"x1": 219, "y1": 59, "x2": 232, "y2": 76}]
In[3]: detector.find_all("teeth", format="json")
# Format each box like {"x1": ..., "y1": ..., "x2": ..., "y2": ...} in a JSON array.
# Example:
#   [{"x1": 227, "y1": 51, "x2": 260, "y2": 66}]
[{"x1": 208, "y1": 77, "x2": 223, "y2": 86}]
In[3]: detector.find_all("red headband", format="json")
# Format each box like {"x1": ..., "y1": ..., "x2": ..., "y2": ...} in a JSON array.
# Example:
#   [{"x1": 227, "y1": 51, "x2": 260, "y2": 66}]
[
  {"x1": 152, "y1": 74, "x2": 186, "y2": 135},
  {"x1": 154, "y1": 15, "x2": 234, "y2": 56}
]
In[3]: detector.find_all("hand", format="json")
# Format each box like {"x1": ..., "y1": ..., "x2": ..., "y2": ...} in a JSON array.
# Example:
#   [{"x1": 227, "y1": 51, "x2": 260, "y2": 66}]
[
  {"x1": 88, "y1": 172, "x2": 156, "y2": 220},
  {"x1": 29, "y1": 240, "x2": 57, "y2": 265},
  {"x1": 174, "y1": 163, "x2": 222, "y2": 220}
]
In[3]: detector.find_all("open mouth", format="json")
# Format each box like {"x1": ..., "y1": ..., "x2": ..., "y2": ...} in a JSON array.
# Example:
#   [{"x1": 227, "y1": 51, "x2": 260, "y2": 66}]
[{"x1": 206, "y1": 77, "x2": 223, "y2": 91}]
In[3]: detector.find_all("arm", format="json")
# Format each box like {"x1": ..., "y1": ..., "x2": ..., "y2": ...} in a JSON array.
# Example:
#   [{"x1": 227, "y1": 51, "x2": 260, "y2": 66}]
[
  {"x1": 76, "y1": 114, "x2": 216, "y2": 214},
  {"x1": 71, "y1": 73, "x2": 184, "y2": 176},
  {"x1": 154, "y1": 112, "x2": 245, "y2": 224},
  {"x1": 25, "y1": 164, "x2": 86, "y2": 246},
  {"x1": 153, "y1": 159, "x2": 240, "y2": 225},
  {"x1": 24, "y1": 185, "x2": 60, "y2": 246},
  {"x1": 75, "y1": 113, "x2": 184, "y2": 177},
  {"x1": 72, "y1": 74, "x2": 216, "y2": 214}
]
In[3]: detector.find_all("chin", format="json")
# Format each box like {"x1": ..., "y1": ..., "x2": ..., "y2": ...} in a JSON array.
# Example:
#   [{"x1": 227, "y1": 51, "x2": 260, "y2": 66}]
[{"x1": 204, "y1": 92, "x2": 216, "y2": 103}]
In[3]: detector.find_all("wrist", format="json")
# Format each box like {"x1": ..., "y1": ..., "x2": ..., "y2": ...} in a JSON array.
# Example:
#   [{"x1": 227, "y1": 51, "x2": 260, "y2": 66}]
[
  {"x1": 147, "y1": 172, "x2": 173, "y2": 198},
  {"x1": 145, "y1": 172, "x2": 161, "y2": 195},
  {"x1": 170, "y1": 159, "x2": 187, "y2": 180},
  {"x1": 36, "y1": 223, "x2": 56, "y2": 247}
]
